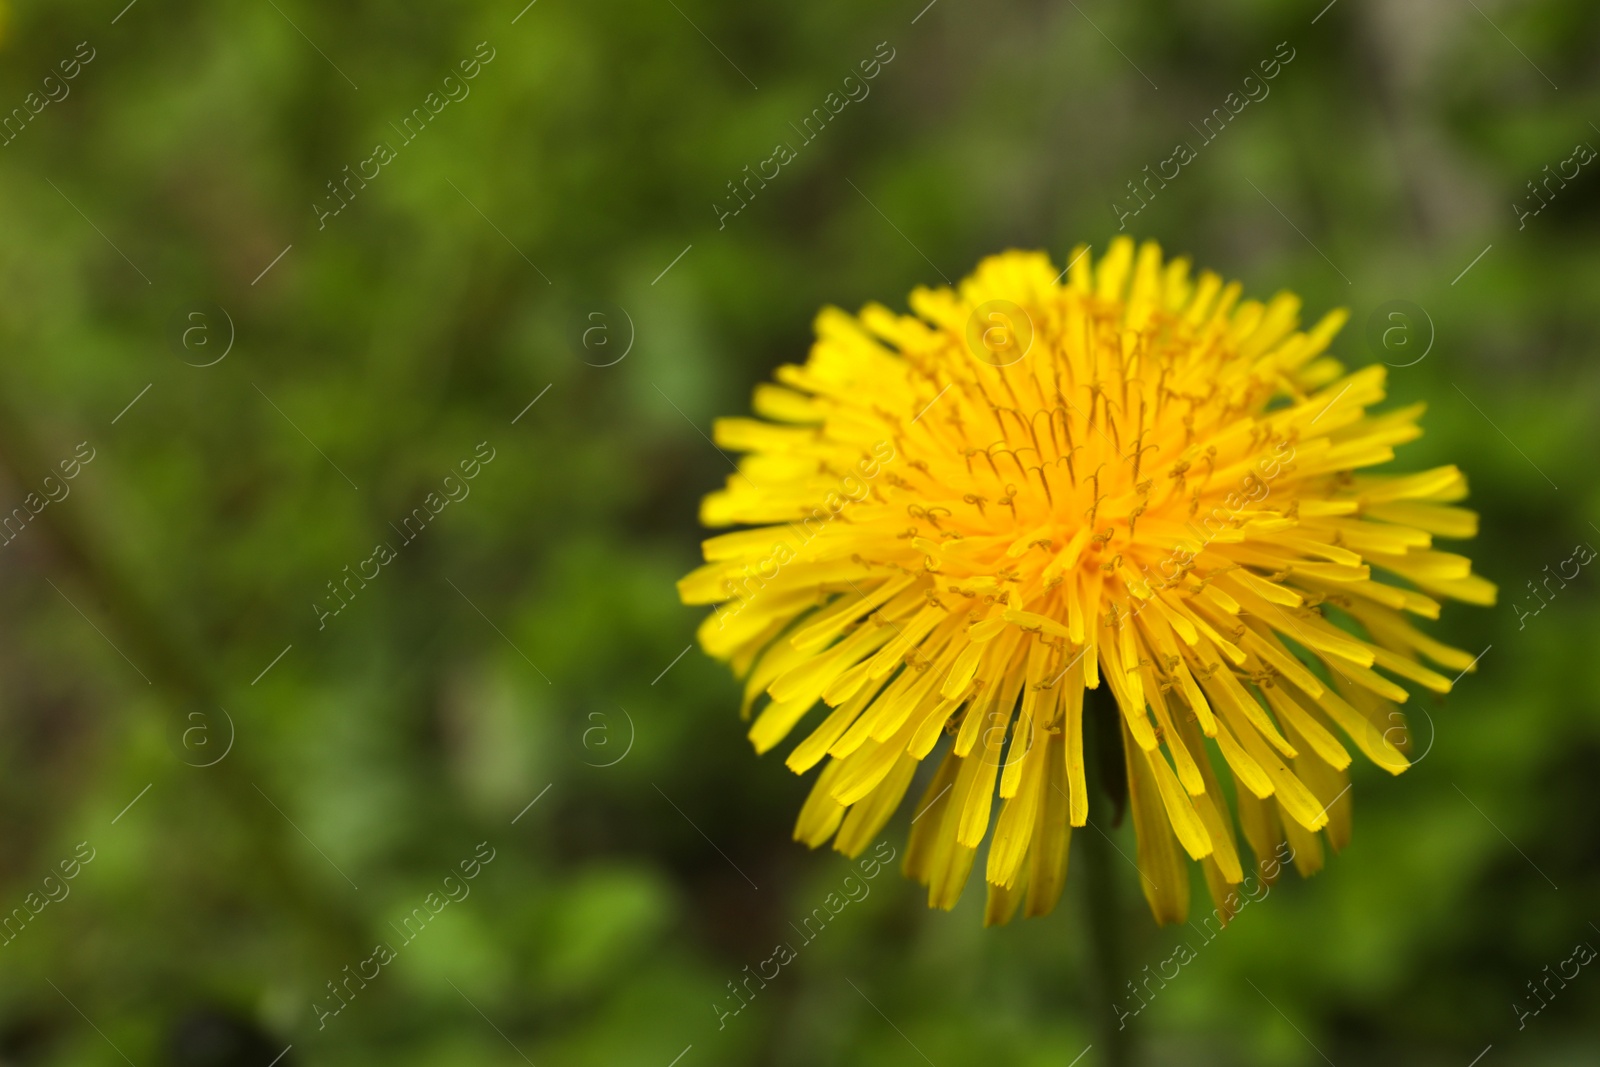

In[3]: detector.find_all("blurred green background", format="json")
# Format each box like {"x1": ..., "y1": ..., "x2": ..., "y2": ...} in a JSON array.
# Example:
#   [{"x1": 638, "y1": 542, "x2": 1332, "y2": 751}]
[{"x1": 1, "y1": 0, "x2": 1597, "y2": 1063}]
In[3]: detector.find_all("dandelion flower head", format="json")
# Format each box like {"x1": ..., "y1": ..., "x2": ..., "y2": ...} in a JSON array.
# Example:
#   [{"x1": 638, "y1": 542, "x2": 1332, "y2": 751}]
[{"x1": 679, "y1": 238, "x2": 1492, "y2": 925}]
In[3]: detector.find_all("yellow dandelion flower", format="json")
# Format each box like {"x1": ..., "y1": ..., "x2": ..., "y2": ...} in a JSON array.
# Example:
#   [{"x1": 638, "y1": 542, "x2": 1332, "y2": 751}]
[{"x1": 678, "y1": 238, "x2": 1493, "y2": 926}]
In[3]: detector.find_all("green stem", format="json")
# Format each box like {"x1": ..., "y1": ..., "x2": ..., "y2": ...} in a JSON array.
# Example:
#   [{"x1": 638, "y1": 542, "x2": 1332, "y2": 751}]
[{"x1": 1081, "y1": 824, "x2": 1136, "y2": 1067}]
